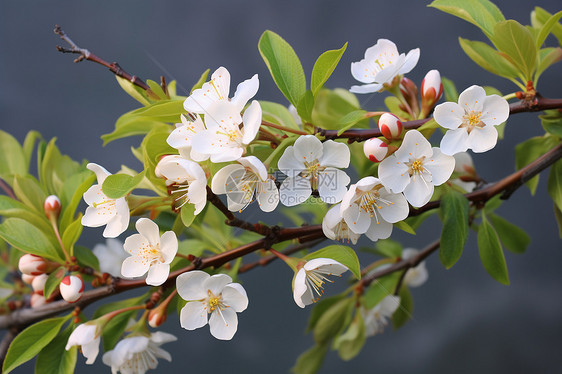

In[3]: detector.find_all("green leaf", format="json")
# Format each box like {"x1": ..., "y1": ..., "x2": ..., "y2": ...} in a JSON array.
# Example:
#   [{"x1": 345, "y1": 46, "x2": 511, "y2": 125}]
[
  {"x1": 484, "y1": 195, "x2": 502, "y2": 213},
  {"x1": 61, "y1": 216, "x2": 82, "y2": 257},
  {"x1": 35, "y1": 326, "x2": 77, "y2": 374},
  {"x1": 59, "y1": 172, "x2": 95, "y2": 232},
  {"x1": 191, "y1": 69, "x2": 210, "y2": 93},
  {"x1": 428, "y1": 0, "x2": 505, "y2": 38},
  {"x1": 458, "y1": 37, "x2": 521, "y2": 79},
  {"x1": 363, "y1": 272, "x2": 401, "y2": 309},
  {"x1": 0, "y1": 195, "x2": 52, "y2": 234},
  {"x1": 311, "y1": 42, "x2": 348, "y2": 96},
  {"x1": 441, "y1": 77, "x2": 459, "y2": 102},
  {"x1": 39, "y1": 139, "x2": 82, "y2": 195},
  {"x1": 258, "y1": 30, "x2": 306, "y2": 107},
  {"x1": 259, "y1": 101, "x2": 300, "y2": 131},
  {"x1": 515, "y1": 135, "x2": 559, "y2": 194},
  {"x1": 535, "y1": 47, "x2": 562, "y2": 84},
  {"x1": 336, "y1": 110, "x2": 367, "y2": 136},
  {"x1": 392, "y1": 286, "x2": 413, "y2": 329},
  {"x1": 146, "y1": 79, "x2": 168, "y2": 100},
  {"x1": 488, "y1": 214, "x2": 530, "y2": 254},
  {"x1": 102, "y1": 171, "x2": 145, "y2": 199},
  {"x1": 478, "y1": 213, "x2": 509, "y2": 285},
  {"x1": 335, "y1": 312, "x2": 366, "y2": 361},
  {"x1": 492, "y1": 20, "x2": 537, "y2": 80},
  {"x1": 22, "y1": 131, "x2": 42, "y2": 173},
  {"x1": 74, "y1": 246, "x2": 100, "y2": 271},
  {"x1": 306, "y1": 294, "x2": 345, "y2": 333},
  {"x1": 532, "y1": 7, "x2": 562, "y2": 46},
  {"x1": 264, "y1": 135, "x2": 298, "y2": 170},
  {"x1": 305, "y1": 245, "x2": 361, "y2": 279},
  {"x1": 43, "y1": 267, "x2": 66, "y2": 300},
  {"x1": 384, "y1": 96, "x2": 410, "y2": 120},
  {"x1": 395, "y1": 220, "x2": 416, "y2": 235},
  {"x1": 554, "y1": 204, "x2": 562, "y2": 239},
  {"x1": 102, "y1": 118, "x2": 162, "y2": 145},
  {"x1": 13, "y1": 175, "x2": 47, "y2": 213},
  {"x1": 296, "y1": 90, "x2": 314, "y2": 122},
  {"x1": 0, "y1": 218, "x2": 62, "y2": 262},
  {"x1": 3, "y1": 316, "x2": 68, "y2": 374},
  {"x1": 0, "y1": 130, "x2": 26, "y2": 182},
  {"x1": 102, "y1": 311, "x2": 136, "y2": 351},
  {"x1": 115, "y1": 76, "x2": 151, "y2": 106},
  {"x1": 313, "y1": 297, "x2": 353, "y2": 344},
  {"x1": 291, "y1": 344, "x2": 328, "y2": 374},
  {"x1": 547, "y1": 160, "x2": 562, "y2": 212},
  {"x1": 94, "y1": 293, "x2": 148, "y2": 318},
  {"x1": 180, "y1": 203, "x2": 196, "y2": 227},
  {"x1": 405, "y1": 209, "x2": 437, "y2": 231},
  {"x1": 439, "y1": 190, "x2": 469, "y2": 268},
  {"x1": 312, "y1": 89, "x2": 368, "y2": 130},
  {"x1": 536, "y1": 10, "x2": 562, "y2": 48},
  {"x1": 374, "y1": 238, "x2": 403, "y2": 258}
]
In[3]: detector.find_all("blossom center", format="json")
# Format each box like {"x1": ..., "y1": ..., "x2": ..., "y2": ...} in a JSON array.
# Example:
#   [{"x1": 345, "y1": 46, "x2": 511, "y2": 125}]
[
  {"x1": 301, "y1": 159, "x2": 326, "y2": 190},
  {"x1": 357, "y1": 187, "x2": 395, "y2": 221},
  {"x1": 304, "y1": 268, "x2": 341, "y2": 303},
  {"x1": 461, "y1": 110, "x2": 483, "y2": 133},
  {"x1": 139, "y1": 243, "x2": 164, "y2": 266},
  {"x1": 169, "y1": 181, "x2": 195, "y2": 211},
  {"x1": 207, "y1": 290, "x2": 226, "y2": 312},
  {"x1": 92, "y1": 199, "x2": 115, "y2": 209}
]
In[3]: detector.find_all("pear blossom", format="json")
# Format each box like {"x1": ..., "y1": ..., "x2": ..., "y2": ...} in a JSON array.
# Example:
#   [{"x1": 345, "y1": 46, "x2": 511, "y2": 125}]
[
  {"x1": 166, "y1": 114, "x2": 210, "y2": 162},
  {"x1": 363, "y1": 137, "x2": 388, "y2": 163},
  {"x1": 421, "y1": 69, "x2": 443, "y2": 103},
  {"x1": 452, "y1": 152, "x2": 477, "y2": 192},
  {"x1": 102, "y1": 331, "x2": 177, "y2": 374},
  {"x1": 177, "y1": 271, "x2": 249, "y2": 340},
  {"x1": 402, "y1": 248, "x2": 428, "y2": 287},
  {"x1": 191, "y1": 100, "x2": 262, "y2": 163},
  {"x1": 211, "y1": 156, "x2": 279, "y2": 212},
  {"x1": 378, "y1": 130, "x2": 455, "y2": 207},
  {"x1": 350, "y1": 39, "x2": 420, "y2": 94},
  {"x1": 434, "y1": 85, "x2": 509, "y2": 155},
  {"x1": 378, "y1": 113, "x2": 403, "y2": 140},
  {"x1": 322, "y1": 204, "x2": 361, "y2": 245},
  {"x1": 93, "y1": 238, "x2": 128, "y2": 277},
  {"x1": 293, "y1": 258, "x2": 349, "y2": 308},
  {"x1": 18, "y1": 254, "x2": 53, "y2": 276},
  {"x1": 156, "y1": 155, "x2": 208, "y2": 214},
  {"x1": 183, "y1": 66, "x2": 259, "y2": 114},
  {"x1": 361, "y1": 295, "x2": 400, "y2": 336},
  {"x1": 340, "y1": 177, "x2": 409, "y2": 241},
  {"x1": 66, "y1": 322, "x2": 102, "y2": 364},
  {"x1": 31, "y1": 273, "x2": 48, "y2": 295},
  {"x1": 278, "y1": 135, "x2": 351, "y2": 206},
  {"x1": 44, "y1": 195, "x2": 61, "y2": 219},
  {"x1": 60, "y1": 275, "x2": 84, "y2": 303},
  {"x1": 121, "y1": 218, "x2": 178, "y2": 286},
  {"x1": 81, "y1": 163, "x2": 130, "y2": 238}
]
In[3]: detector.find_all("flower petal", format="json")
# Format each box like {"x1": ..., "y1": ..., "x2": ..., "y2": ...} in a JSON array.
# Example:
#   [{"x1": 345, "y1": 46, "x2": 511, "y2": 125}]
[
  {"x1": 256, "y1": 179, "x2": 279, "y2": 212},
  {"x1": 424, "y1": 148, "x2": 455, "y2": 186},
  {"x1": 467, "y1": 124, "x2": 498, "y2": 153},
  {"x1": 440, "y1": 127, "x2": 469, "y2": 156},
  {"x1": 209, "y1": 308, "x2": 238, "y2": 340},
  {"x1": 349, "y1": 83, "x2": 383, "y2": 94},
  {"x1": 481, "y1": 94, "x2": 509, "y2": 127},
  {"x1": 121, "y1": 256, "x2": 149, "y2": 278},
  {"x1": 293, "y1": 135, "x2": 324, "y2": 163},
  {"x1": 365, "y1": 219, "x2": 393, "y2": 241},
  {"x1": 238, "y1": 156, "x2": 268, "y2": 181},
  {"x1": 306, "y1": 258, "x2": 348, "y2": 275},
  {"x1": 180, "y1": 301, "x2": 208, "y2": 330},
  {"x1": 403, "y1": 174, "x2": 434, "y2": 207},
  {"x1": 203, "y1": 273, "x2": 233, "y2": 296},
  {"x1": 231, "y1": 74, "x2": 259, "y2": 110},
  {"x1": 279, "y1": 176, "x2": 312, "y2": 207},
  {"x1": 159, "y1": 231, "x2": 178, "y2": 263},
  {"x1": 81, "y1": 206, "x2": 111, "y2": 228},
  {"x1": 210, "y1": 148, "x2": 244, "y2": 163},
  {"x1": 394, "y1": 130, "x2": 432, "y2": 161},
  {"x1": 277, "y1": 146, "x2": 304, "y2": 178},
  {"x1": 222, "y1": 283, "x2": 249, "y2": 313},
  {"x1": 317, "y1": 168, "x2": 350, "y2": 204},
  {"x1": 242, "y1": 100, "x2": 262, "y2": 145},
  {"x1": 318, "y1": 140, "x2": 350, "y2": 168},
  {"x1": 458, "y1": 85, "x2": 485, "y2": 113},
  {"x1": 434, "y1": 102, "x2": 464, "y2": 130},
  {"x1": 293, "y1": 269, "x2": 309, "y2": 308},
  {"x1": 342, "y1": 200, "x2": 371, "y2": 234},
  {"x1": 86, "y1": 163, "x2": 110, "y2": 184},
  {"x1": 176, "y1": 271, "x2": 209, "y2": 300},
  {"x1": 378, "y1": 156, "x2": 410, "y2": 193},
  {"x1": 211, "y1": 164, "x2": 245, "y2": 194},
  {"x1": 135, "y1": 218, "x2": 160, "y2": 248},
  {"x1": 398, "y1": 48, "x2": 420, "y2": 75},
  {"x1": 378, "y1": 189, "x2": 409, "y2": 223},
  {"x1": 82, "y1": 337, "x2": 100, "y2": 365}
]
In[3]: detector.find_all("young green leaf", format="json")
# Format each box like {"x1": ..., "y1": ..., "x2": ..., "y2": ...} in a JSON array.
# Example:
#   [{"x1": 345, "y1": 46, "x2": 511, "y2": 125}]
[
  {"x1": 305, "y1": 245, "x2": 361, "y2": 279},
  {"x1": 13, "y1": 175, "x2": 47, "y2": 213},
  {"x1": 22, "y1": 130, "x2": 42, "y2": 172},
  {"x1": 515, "y1": 135, "x2": 559, "y2": 194},
  {"x1": 311, "y1": 42, "x2": 348, "y2": 96},
  {"x1": 535, "y1": 48, "x2": 562, "y2": 87},
  {"x1": 488, "y1": 213, "x2": 530, "y2": 254},
  {"x1": 441, "y1": 77, "x2": 459, "y2": 102},
  {"x1": 74, "y1": 246, "x2": 100, "y2": 271},
  {"x1": 554, "y1": 204, "x2": 562, "y2": 239},
  {"x1": 335, "y1": 312, "x2": 366, "y2": 361},
  {"x1": 313, "y1": 297, "x2": 354, "y2": 344},
  {"x1": 0, "y1": 130, "x2": 27, "y2": 182},
  {"x1": 101, "y1": 118, "x2": 163, "y2": 145},
  {"x1": 102, "y1": 171, "x2": 145, "y2": 199},
  {"x1": 336, "y1": 110, "x2": 367, "y2": 136},
  {"x1": 547, "y1": 159, "x2": 562, "y2": 212},
  {"x1": 439, "y1": 190, "x2": 469, "y2": 269},
  {"x1": 3, "y1": 316, "x2": 68, "y2": 374},
  {"x1": 103, "y1": 311, "x2": 137, "y2": 351},
  {"x1": 35, "y1": 326, "x2": 77, "y2": 374},
  {"x1": 291, "y1": 343, "x2": 328, "y2": 374},
  {"x1": 259, "y1": 101, "x2": 300, "y2": 131},
  {"x1": 115, "y1": 76, "x2": 151, "y2": 106},
  {"x1": 312, "y1": 89, "x2": 368, "y2": 130},
  {"x1": 374, "y1": 238, "x2": 403, "y2": 258},
  {"x1": 363, "y1": 272, "x2": 401, "y2": 309},
  {"x1": 536, "y1": 10, "x2": 562, "y2": 48},
  {"x1": 458, "y1": 37, "x2": 521, "y2": 79},
  {"x1": 296, "y1": 90, "x2": 314, "y2": 122},
  {"x1": 395, "y1": 220, "x2": 416, "y2": 235},
  {"x1": 492, "y1": 20, "x2": 537, "y2": 81},
  {"x1": 259, "y1": 30, "x2": 306, "y2": 107},
  {"x1": 180, "y1": 203, "x2": 196, "y2": 227},
  {"x1": 146, "y1": 79, "x2": 168, "y2": 100},
  {"x1": 306, "y1": 294, "x2": 346, "y2": 333},
  {"x1": 43, "y1": 267, "x2": 66, "y2": 300},
  {"x1": 478, "y1": 213, "x2": 509, "y2": 285},
  {"x1": 0, "y1": 218, "x2": 61, "y2": 262},
  {"x1": 61, "y1": 216, "x2": 83, "y2": 257},
  {"x1": 532, "y1": 7, "x2": 562, "y2": 46}
]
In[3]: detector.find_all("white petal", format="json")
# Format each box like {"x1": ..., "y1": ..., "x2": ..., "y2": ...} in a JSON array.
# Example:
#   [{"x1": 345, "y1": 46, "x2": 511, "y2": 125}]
[
  {"x1": 209, "y1": 308, "x2": 238, "y2": 340},
  {"x1": 349, "y1": 83, "x2": 383, "y2": 94},
  {"x1": 150, "y1": 331, "x2": 178, "y2": 344},
  {"x1": 135, "y1": 218, "x2": 160, "y2": 248},
  {"x1": 374, "y1": 56, "x2": 403, "y2": 84},
  {"x1": 342, "y1": 202, "x2": 371, "y2": 234},
  {"x1": 292, "y1": 269, "x2": 309, "y2": 308},
  {"x1": 403, "y1": 175, "x2": 434, "y2": 207},
  {"x1": 210, "y1": 148, "x2": 244, "y2": 163},
  {"x1": 293, "y1": 135, "x2": 324, "y2": 163},
  {"x1": 256, "y1": 179, "x2": 279, "y2": 212},
  {"x1": 203, "y1": 273, "x2": 233, "y2": 295},
  {"x1": 394, "y1": 130, "x2": 432, "y2": 161},
  {"x1": 176, "y1": 271, "x2": 209, "y2": 300},
  {"x1": 318, "y1": 140, "x2": 350, "y2": 168},
  {"x1": 378, "y1": 189, "x2": 409, "y2": 223},
  {"x1": 277, "y1": 146, "x2": 304, "y2": 178},
  {"x1": 440, "y1": 128, "x2": 469, "y2": 156},
  {"x1": 180, "y1": 301, "x2": 208, "y2": 330},
  {"x1": 82, "y1": 337, "x2": 100, "y2": 365},
  {"x1": 242, "y1": 101, "x2": 262, "y2": 145},
  {"x1": 306, "y1": 258, "x2": 348, "y2": 275},
  {"x1": 458, "y1": 85, "x2": 485, "y2": 113},
  {"x1": 467, "y1": 125, "x2": 498, "y2": 153},
  {"x1": 146, "y1": 263, "x2": 169, "y2": 286},
  {"x1": 424, "y1": 148, "x2": 455, "y2": 185},
  {"x1": 102, "y1": 199, "x2": 129, "y2": 238},
  {"x1": 222, "y1": 283, "x2": 249, "y2": 312},
  {"x1": 379, "y1": 295, "x2": 401, "y2": 315},
  {"x1": 356, "y1": 176, "x2": 379, "y2": 191},
  {"x1": 378, "y1": 156, "x2": 410, "y2": 193},
  {"x1": 324, "y1": 204, "x2": 343, "y2": 229},
  {"x1": 398, "y1": 48, "x2": 420, "y2": 75},
  {"x1": 238, "y1": 156, "x2": 267, "y2": 181},
  {"x1": 317, "y1": 168, "x2": 350, "y2": 204},
  {"x1": 405, "y1": 263, "x2": 428, "y2": 287},
  {"x1": 82, "y1": 185, "x2": 105, "y2": 206},
  {"x1": 365, "y1": 219, "x2": 393, "y2": 241},
  {"x1": 81, "y1": 206, "x2": 111, "y2": 228},
  {"x1": 231, "y1": 74, "x2": 259, "y2": 110},
  {"x1": 211, "y1": 164, "x2": 245, "y2": 194},
  {"x1": 121, "y1": 256, "x2": 149, "y2": 278},
  {"x1": 481, "y1": 95, "x2": 509, "y2": 127},
  {"x1": 279, "y1": 176, "x2": 312, "y2": 207},
  {"x1": 433, "y1": 102, "x2": 464, "y2": 130},
  {"x1": 87, "y1": 163, "x2": 110, "y2": 184},
  {"x1": 211, "y1": 67, "x2": 231, "y2": 99}
]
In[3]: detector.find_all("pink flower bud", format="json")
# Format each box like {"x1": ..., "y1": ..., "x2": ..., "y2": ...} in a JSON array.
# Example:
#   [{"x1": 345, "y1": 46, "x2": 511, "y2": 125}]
[
  {"x1": 363, "y1": 138, "x2": 388, "y2": 163},
  {"x1": 44, "y1": 195, "x2": 61, "y2": 219},
  {"x1": 378, "y1": 113, "x2": 403, "y2": 140},
  {"x1": 421, "y1": 69, "x2": 443, "y2": 102},
  {"x1": 60, "y1": 275, "x2": 84, "y2": 303},
  {"x1": 31, "y1": 274, "x2": 49, "y2": 295},
  {"x1": 148, "y1": 307, "x2": 167, "y2": 328},
  {"x1": 21, "y1": 274, "x2": 35, "y2": 285},
  {"x1": 30, "y1": 292, "x2": 47, "y2": 308},
  {"x1": 19, "y1": 254, "x2": 50, "y2": 276}
]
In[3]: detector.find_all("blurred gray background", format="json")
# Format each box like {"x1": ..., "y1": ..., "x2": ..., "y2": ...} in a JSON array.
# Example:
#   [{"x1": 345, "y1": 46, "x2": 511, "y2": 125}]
[{"x1": 1, "y1": 0, "x2": 562, "y2": 373}]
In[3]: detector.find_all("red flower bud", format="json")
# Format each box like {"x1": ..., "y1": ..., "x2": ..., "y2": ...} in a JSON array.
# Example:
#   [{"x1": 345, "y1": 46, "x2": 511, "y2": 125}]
[
  {"x1": 148, "y1": 307, "x2": 167, "y2": 328},
  {"x1": 60, "y1": 275, "x2": 84, "y2": 303},
  {"x1": 378, "y1": 113, "x2": 403, "y2": 140},
  {"x1": 21, "y1": 274, "x2": 35, "y2": 285},
  {"x1": 30, "y1": 292, "x2": 47, "y2": 308},
  {"x1": 421, "y1": 69, "x2": 443, "y2": 103},
  {"x1": 44, "y1": 195, "x2": 61, "y2": 220},
  {"x1": 31, "y1": 273, "x2": 49, "y2": 295},
  {"x1": 363, "y1": 138, "x2": 388, "y2": 163},
  {"x1": 19, "y1": 254, "x2": 50, "y2": 276}
]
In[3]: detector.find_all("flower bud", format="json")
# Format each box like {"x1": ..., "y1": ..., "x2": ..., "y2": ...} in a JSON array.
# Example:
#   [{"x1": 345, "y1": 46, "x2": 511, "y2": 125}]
[
  {"x1": 30, "y1": 292, "x2": 47, "y2": 308},
  {"x1": 31, "y1": 273, "x2": 49, "y2": 295},
  {"x1": 60, "y1": 275, "x2": 84, "y2": 303},
  {"x1": 378, "y1": 113, "x2": 403, "y2": 140},
  {"x1": 363, "y1": 138, "x2": 388, "y2": 163},
  {"x1": 148, "y1": 307, "x2": 167, "y2": 328},
  {"x1": 18, "y1": 254, "x2": 51, "y2": 276},
  {"x1": 44, "y1": 195, "x2": 61, "y2": 220},
  {"x1": 21, "y1": 274, "x2": 35, "y2": 285},
  {"x1": 421, "y1": 69, "x2": 443, "y2": 108}
]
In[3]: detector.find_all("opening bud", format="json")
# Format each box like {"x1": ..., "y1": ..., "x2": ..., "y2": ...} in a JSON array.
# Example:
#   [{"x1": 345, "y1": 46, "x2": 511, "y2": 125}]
[
  {"x1": 60, "y1": 275, "x2": 84, "y2": 303},
  {"x1": 363, "y1": 138, "x2": 388, "y2": 163},
  {"x1": 30, "y1": 292, "x2": 47, "y2": 308},
  {"x1": 31, "y1": 273, "x2": 49, "y2": 295},
  {"x1": 18, "y1": 254, "x2": 54, "y2": 276},
  {"x1": 378, "y1": 113, "x2": 403, "y2": 141},
  {"x1": 21, "y1": 274, "x2": 35, "y2": 285},
  {"x1": 421, "y1": 69, "x2": 443, "y2": 111},
  {"x1": 148, "y1": 306, "x2": 167, "y2": 328},
  {"x1": 44, "y1": 195, "x2": 61, "y2": 220}
]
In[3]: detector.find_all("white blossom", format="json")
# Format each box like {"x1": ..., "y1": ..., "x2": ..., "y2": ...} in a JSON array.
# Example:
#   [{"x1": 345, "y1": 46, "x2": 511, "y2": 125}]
[
  {"x1": 166, "y1": 114, "x2": 210, "y2": 162},
  {"x1": 81, "y1": 163, "x2": 130, "y2": 238},
  {"x1": 434, "y1": 85, "x2": 509, "y2": 155},
  {"x1": 293, "y1": 258, "x2": 349, "y2": 308},
  {"x1": 177, "y1": 271, "x2": 248, "y2": 340},
  {"x1": 402, "y1": 248, "x2": 428, "y2": 287},
  {"x1": 361, "y1": 295, "x2": 401, "y2": 336},
  {"x1": 93, "y1": 238, "x2": 128, "y2": 278},
  {"x1": 452, "y1": 152, "x2": 477, "y2": 192},
  {"x1": 66, "y1": 322, "x2": 102, "y2": 364},
  {"x1": 322, "y1": 204, "x2": 361, "y2": 245},
  {"x1": 350, "y1": 39, "x2": 420, "y2": 94}
]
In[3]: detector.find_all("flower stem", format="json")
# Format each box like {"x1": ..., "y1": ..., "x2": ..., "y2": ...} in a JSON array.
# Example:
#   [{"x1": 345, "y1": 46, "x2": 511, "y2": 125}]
[
  {"x1": 261, "y1": 120, "x2": 308, "y2": 135},
  {"x1": 502, "y1": 92, "x2": 517, "y2": 101},
  {"x1": 49, "y1": 216, "x2": 71, "y2": 262}
]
